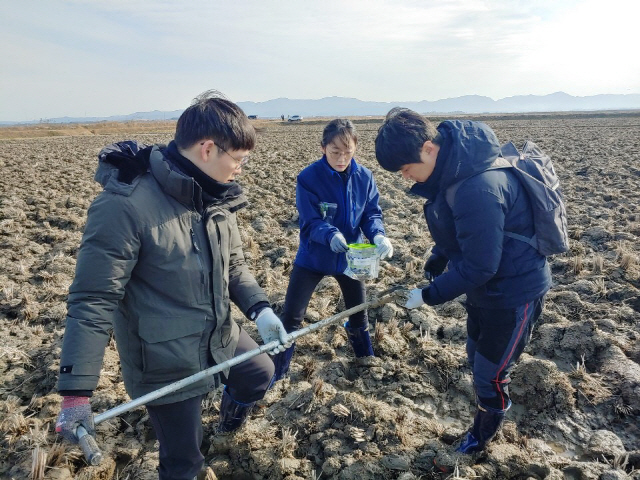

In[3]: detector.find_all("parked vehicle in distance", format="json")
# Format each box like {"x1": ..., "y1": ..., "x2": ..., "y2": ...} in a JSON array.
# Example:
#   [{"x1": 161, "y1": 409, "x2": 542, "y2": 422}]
[
  {"x1": 288, "y1": 115, "x2": 303, "y2": 122},
  {"x1": 247, "y1": 115, "x2": 258, "y2": 119}
]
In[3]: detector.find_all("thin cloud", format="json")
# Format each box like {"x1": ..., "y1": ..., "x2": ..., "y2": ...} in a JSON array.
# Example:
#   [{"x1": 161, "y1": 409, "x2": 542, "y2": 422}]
[{"x1": 1, "y1": 0, "x2": 638, "y2": 121}]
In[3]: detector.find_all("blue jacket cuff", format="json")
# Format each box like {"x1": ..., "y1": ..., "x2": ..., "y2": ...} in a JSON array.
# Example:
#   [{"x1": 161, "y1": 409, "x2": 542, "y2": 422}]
[{"x1": 422, "y1": 286, "x2": 438, "y2": 306}]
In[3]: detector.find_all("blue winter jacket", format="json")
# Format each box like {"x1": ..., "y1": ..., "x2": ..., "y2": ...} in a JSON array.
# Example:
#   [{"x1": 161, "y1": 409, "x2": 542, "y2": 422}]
[
  {"x1": 294, "y1": 156, "x2": 385, "y2": 275},
  {"x1": 412, "y1": 120, "x2": 551, "y2": 309}
]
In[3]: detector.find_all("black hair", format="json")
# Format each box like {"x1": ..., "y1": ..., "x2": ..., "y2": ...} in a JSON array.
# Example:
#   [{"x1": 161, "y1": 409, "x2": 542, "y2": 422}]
[
  {"x1": 174, "y1": 90, "x2": 256, "y2": 151},
  {"x1": 374, "y1": 107, "x2": 439, "y2": 172},
  {"x1": 321, "y1": 118, "x2": 357, "y2": 149}
]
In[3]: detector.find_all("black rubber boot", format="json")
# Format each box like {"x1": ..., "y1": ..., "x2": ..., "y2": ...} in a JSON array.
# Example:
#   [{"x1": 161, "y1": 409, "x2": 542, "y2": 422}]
[
  {"x1": 270, "y1": 344, "x2": 295, "y2": 385},
  {"x1": 344, "y1": 321, "x2": 374, "y2": 357},
  {"x1": 216, "y1": 387, "x2": 255, "y2": 434},
  {"x1": 456, "y1": 405, "x2": 505, "y2": 454}
]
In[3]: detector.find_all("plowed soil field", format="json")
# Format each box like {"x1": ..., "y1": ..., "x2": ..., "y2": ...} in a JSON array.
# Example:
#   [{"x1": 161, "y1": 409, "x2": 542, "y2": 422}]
[{"x1": 1, "y1": 113, "x2": 639, "y2": 480}]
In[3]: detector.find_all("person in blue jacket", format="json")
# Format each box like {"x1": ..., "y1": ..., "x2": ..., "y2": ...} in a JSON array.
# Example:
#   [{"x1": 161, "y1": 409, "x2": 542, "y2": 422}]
[
  {"x1": 271, "y1": 118, "x2": 393, "y2": 382},
  {"x1": 374, "y1": 108, "x2": 552, "y2": 463}
]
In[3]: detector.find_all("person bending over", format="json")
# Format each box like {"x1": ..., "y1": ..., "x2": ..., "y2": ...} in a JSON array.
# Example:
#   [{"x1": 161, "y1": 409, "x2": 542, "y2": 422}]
[{"x1": 375, "y1": 108, "x2": 551, "y2": 464}]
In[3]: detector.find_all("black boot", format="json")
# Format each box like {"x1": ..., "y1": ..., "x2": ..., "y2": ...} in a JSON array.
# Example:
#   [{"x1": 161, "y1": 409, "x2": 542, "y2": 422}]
[
  {"x1": 270, "y1": 344, "x2": 295, "y2": 385},
  {"x1": 456, "y1": 404, "x2": 505, "y2": 454},
  {"x1": 344, "y1": 321, "x2": 374, "y2": 357},
  {"x1": 216, "y1": 387, "x2": 255, "y2": 434}
]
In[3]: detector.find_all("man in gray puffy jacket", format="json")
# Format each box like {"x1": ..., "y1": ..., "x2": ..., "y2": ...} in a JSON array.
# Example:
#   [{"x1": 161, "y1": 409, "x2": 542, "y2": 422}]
[{"x1": 56, "y1": 90, "x2": 291, "y2": 479}]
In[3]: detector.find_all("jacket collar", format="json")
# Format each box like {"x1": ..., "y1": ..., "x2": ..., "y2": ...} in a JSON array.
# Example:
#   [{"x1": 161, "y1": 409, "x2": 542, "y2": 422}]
[
  {"x1": 320, "y1": 155, "x2": 359, "y2": 177},
  {"x1": 149, "y1": 146, "x2": 248, "y2": 213}
]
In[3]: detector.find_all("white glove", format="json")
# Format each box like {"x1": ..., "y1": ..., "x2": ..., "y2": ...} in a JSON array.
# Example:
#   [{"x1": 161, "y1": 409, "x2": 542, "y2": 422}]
[
  {"x1": 329, "y1": 232, "x2": 349, "y2": 253},
  {"x1": 404, "y1": 288, "x2": 425, "y2": 309},
  {"x1": 255, "y1": 308, "x2": 293, "y2": 355},
  {"x1": 373, "y1": 234, "x2": 393, "y2": 259}
]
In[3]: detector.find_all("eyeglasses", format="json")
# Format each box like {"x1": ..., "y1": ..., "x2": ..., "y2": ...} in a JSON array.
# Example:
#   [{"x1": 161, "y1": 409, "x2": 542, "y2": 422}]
[
  {"x1": 215, "y1": 143, "x2": 250, "y2": 168},
  {"x1": 327, "y1": 148, "x2": 354, "y2": 159},
  {"x1": 201, "y1": 141, "x2": 250, "y2": 168}
]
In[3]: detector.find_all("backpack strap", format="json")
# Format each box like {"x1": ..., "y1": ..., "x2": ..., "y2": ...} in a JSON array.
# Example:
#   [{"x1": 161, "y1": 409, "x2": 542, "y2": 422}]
[
  {"x1": 445, "y1": 156, "x2": 511, "y2": 209},
  {"x1": 503, "y1": 231, "x2": 538, "y2": 249},
  {"x1": 444, "y1": 153, "x2": 538, "y2": 250}
]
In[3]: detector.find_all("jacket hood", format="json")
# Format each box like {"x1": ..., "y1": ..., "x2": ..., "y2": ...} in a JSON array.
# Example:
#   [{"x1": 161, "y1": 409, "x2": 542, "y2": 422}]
[
  {"x1": 437, "y1": 120, "x2": 501, "y2": 188},
  {"x1": 95, "y1": 141, "x2": 153, "y2": 195},
  {"x1": 95, "y1": 141, "x2": 247, "y2": 212},
  {"x1": 410, "y1": 120, "x2": 500, "y2": 200}
]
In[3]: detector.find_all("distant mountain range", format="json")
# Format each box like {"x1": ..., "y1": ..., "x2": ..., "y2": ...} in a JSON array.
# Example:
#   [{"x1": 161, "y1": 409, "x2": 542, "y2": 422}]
[{"x1": 4, "y1": 92, "x2": 640, "y2": 125}]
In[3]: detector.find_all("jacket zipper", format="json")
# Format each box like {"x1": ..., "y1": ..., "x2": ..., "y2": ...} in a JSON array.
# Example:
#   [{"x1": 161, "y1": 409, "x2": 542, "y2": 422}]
[
  {"x1": 190, "y1": 228, "x2": 206, "y2": 287},
  {"x1": 338, "y1": 171, "x2": 349, "y2": 273},
  {"x1": 215, "y1": 221, "x2": 224, "y2": 272}
]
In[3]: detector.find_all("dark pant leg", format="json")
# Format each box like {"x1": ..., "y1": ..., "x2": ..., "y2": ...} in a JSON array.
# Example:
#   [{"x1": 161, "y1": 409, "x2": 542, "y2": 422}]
[
  {"x1": 467, "y1": 296, "x2": 544, "y2": 411},
  {"x1": 466, "y1": 309, "x2": 480, "y2": 371},
  {"x1": 222, "y1": 327, "x2": 275, "y2": 403},
  {"x1": 147, "y1": 395, "x2": 204, "y2": 480},
  {"x1": 282, "y1": 265, "x2": 324, "y2": 332},
  {"x1": 334, "y1": 274, "x2": 367, "y2": 328}
]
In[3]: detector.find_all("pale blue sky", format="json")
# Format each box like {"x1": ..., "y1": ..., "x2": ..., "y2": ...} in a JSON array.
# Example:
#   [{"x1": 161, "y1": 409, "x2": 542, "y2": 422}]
[{"x1": 2, "y1": 0, "x2": 639, "y2": 122}]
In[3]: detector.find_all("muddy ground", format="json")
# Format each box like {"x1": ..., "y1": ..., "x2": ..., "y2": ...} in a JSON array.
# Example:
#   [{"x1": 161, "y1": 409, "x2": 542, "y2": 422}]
[{"x1": 1, "y1": 113, "x2": 639, "y2": 480}]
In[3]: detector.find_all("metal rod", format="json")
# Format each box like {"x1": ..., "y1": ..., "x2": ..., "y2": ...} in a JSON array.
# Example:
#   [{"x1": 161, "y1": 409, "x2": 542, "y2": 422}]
[
  {"x1": 75, "y1": 425, "x2": 103, "y2": 465},
  {"x1": 93, "y1": 292, "x2": 395, "y2": 426}
]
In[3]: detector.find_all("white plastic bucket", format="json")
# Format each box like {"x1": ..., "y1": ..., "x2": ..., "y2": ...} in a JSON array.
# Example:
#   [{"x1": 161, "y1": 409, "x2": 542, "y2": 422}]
[{"x1": 345, "y1": 243, "x2": 379, "y2": 280}]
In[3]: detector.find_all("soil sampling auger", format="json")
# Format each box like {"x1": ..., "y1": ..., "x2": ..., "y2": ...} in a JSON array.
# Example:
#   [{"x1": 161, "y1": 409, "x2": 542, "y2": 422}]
[{"x1": 74, "y1": 288, "x2": 403, "y2": 465}]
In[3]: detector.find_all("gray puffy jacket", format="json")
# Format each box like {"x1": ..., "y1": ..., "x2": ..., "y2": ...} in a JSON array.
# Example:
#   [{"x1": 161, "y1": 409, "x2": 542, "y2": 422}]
[{"x1": 57, "y1": 142, "x2": 268, "y2": 404}]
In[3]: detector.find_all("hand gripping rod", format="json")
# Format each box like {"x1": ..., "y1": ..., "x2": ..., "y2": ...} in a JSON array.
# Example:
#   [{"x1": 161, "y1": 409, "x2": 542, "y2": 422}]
[{"x1": 75, "y1": 291, "x2": 398, "y2": 465}]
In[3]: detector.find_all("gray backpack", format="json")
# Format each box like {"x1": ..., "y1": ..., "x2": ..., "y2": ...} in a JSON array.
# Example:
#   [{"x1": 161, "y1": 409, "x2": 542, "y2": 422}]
[{"x1": 446, "y1": 141, "x2": 569, "y2": 256}]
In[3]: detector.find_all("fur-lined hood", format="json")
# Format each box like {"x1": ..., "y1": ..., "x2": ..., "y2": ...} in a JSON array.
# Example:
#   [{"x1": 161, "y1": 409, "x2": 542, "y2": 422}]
[{"x1": 95, "y1": 140, "x2": 152, "y2": 195}]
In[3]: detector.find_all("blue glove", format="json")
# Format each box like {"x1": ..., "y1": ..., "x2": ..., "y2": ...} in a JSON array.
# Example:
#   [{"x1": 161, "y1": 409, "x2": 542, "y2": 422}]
[
  {"x1": 255, "y1": 308, "x2": 293, "y2": 355},
  {"x1": 55, "y1": 396, "x2": 95, "y2": 444},
  {"x1": 329, "y1": 233, "x2": 348, "y2": 253},
  {"x1": 373, "y1": 234, "x2": 393, "y2": 259}
]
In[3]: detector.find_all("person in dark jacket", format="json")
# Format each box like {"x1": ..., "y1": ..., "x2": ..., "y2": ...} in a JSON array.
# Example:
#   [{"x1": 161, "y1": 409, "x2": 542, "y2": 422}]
[
  {"x1": 375, "y1": 108, "x2": 551, "y2": 463},
  {"x1": 271, "y1": 119, "x2": 393, "y2": 382},
  {"x1": 55, "y1": 90, "x2": 292, "y2": 480}
]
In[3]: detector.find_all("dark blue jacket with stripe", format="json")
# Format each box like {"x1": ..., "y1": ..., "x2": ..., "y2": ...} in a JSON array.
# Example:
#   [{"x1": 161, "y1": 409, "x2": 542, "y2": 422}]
[
  {"x1": 294, "y1": 156, "x2": 385, "y2": 275},
  {"x1": 412, "y1": 120, "x2": 551, "y2": 309}
]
